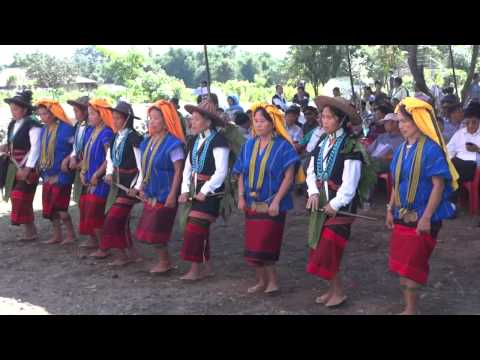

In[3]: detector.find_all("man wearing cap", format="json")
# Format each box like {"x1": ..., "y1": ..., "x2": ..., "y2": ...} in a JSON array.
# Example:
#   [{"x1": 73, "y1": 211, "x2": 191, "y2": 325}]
[
  {"x1": 66, "y1": 96, "x2": 90, "y2": 204},
  {"x1": 2, "y1": 90, "x2": 42, "y2": 241},
  {"x1": 367, "y1": 113, "x2": 403, "y2": 173}
]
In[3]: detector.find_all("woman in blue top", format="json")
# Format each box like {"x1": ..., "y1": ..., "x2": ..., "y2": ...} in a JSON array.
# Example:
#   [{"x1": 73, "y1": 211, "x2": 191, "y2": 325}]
[
  {"x1": 135, "y1": 100, "x2": 186, "y2": 274},
  {"x1": 78, "y1": 99, "x2": 115, "y2": 251},
  {"x1": 386, "y1": 97, "x2": 458, "y2": 315},
  {"x1": 234, "y1": 103, "x2": 300, "y2": 294},
  {"x1": 36, "y1": 100, "x2": 75, "y2": 245}
]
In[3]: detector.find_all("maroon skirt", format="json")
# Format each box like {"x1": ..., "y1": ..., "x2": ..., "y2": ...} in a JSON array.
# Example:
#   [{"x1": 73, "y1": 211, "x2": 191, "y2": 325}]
[
  {"x1": 244, "y1": 209, "x2": 286, "y2": 267},
  {"x1": 10, "y1": 177, "x2": 38, "y2": 226},
  {"x1": 180, "y1": 217, "x2": 210, "y2": 263},
  {"x1": 100, "y1": 200, "x2": 135, "y2": 250},
  {"x1": 42, "y1": 182, "x2": 72, "y2": 220},
  {"x1": 307, "y1": 218, "x2": 353, "y2": 280},
  {"x1": 136, "y1": 202, "x2": 177, "y2": 246},
  {"x1": 79, "y1": 193, "x2": 106, "y2": 236},
  {"x1": 389, "y1": 222, "x2": 440, "y2": 285}
]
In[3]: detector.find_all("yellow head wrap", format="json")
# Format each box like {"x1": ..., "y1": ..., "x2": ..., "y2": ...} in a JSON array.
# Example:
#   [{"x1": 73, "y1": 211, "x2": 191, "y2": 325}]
[
  {"x1": 250, "y1": 103, "x2": 305, "y2": 184},
  {"x1": 396, "y1": 97, "x2": 459, "y2": 190},
  {"x1": 35, "y1": 99, "x2": 71, "y2": 125},
  {"x1": 89, "y1": 98, "x2": 115, "y2": 132},
  {"x1": 148, "y1": 100, "x2": 186, "y2": 143}
]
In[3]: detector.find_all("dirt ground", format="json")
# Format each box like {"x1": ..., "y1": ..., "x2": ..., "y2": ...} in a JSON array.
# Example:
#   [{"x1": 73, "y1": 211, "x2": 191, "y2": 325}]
[{"x1": 1, "y1": 183, "x2": 479, "y2": 315}]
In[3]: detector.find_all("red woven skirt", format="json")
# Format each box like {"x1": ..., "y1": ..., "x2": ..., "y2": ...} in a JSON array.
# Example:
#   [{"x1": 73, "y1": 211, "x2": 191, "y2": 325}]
[
  {"x1": 100, "y1": 200, "x2": 135, "y2": 250},
  {"x1": 244, "y1": 210, "x2": 286, "y2": 267},
  {"x1": 307, "y1": 220, "x2": 352, "y2": 280},
  {"x1": 136, "y1": 202, "x2": 177, "y2": 246},
  {"x1": 79, "y1": 193, "x2": 106, "y2": 236},
  {"x1": 10, "y1": 178, "x2": 38, "y2": 225},
  {"x1": 42, "y1": 183, "x2": 72, "y2": 220},
  {"x1": 389, "y1": 222, "x2": 440, "y2": 285},
  {"x1": 180, "y1": 216, "x2": 211, "y2": 263}
]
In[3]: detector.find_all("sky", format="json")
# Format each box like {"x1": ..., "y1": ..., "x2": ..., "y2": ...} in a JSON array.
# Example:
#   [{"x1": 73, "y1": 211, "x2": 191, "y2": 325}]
[{"x1": 0, "y1": 45, "x2": 290, "y2": 65}]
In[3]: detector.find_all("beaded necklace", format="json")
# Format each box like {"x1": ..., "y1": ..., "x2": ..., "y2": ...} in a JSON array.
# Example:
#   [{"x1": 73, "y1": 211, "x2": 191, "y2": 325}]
[
  {"x1": 111, "y1": 129, "x2": 132, "y2": 167},
  {"x1": 192, "y1": 130, "x2": 216, "y2": 174},
  {"x1": 315, "y1": 132, "x2": 346, "y2": 181}
]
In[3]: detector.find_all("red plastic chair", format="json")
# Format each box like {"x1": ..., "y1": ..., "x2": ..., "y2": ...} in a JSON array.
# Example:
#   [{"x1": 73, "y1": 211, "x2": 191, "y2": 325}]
[
  {"x1": 378, "y1": 172, "x2": 393, "y2": 201},
  {"x1": 460, "y1": 167, "x2": 480, "y2": 215}
]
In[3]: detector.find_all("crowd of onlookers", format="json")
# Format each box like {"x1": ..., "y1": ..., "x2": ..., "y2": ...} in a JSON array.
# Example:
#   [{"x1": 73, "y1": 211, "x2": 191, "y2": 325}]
[{"x1": 181, "y1": 76, "x2": 480, "y2": 220}]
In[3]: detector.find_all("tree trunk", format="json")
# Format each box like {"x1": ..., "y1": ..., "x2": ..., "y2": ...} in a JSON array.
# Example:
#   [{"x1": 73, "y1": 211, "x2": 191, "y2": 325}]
[
  {"x1": 460, "y1": 45, "x2": 479, "y2": 105},
  {"x1": 407, "y1": 45, "x2": 432, "y2": 98}
]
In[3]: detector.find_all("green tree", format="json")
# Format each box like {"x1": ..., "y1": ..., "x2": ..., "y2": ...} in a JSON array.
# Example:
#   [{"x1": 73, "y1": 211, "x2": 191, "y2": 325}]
[
  {"x1": 157, "y1": 48, "x2": 197, "y2": 87},
  {"x1": 98, "y1": 48, "x2": 146, "y2": 86},
  {"x1": 286, "y1": 45, "x2": 345, "y2": 96},
  {"x1": 18, "y1": 52, "x2": 78, "y2": 94},
  {"x1": 72, "y1": 45, "x2": 107, "y2": 81}
]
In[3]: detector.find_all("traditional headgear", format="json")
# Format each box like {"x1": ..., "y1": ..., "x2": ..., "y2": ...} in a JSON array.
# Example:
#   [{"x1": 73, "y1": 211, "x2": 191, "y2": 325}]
[
  {"x1": 35, "y1": 99, "x2": 72, "y2": 125},
  {"x1": 4, "y1": 90, "x2": 34, "y2": 111},
  {"x1": 108, "y1": 101, "x2": 140, "y2": 130},
  {"x1": 184, "y1": 99, "x2": 224, "y2": 128},
  {"x1": 148, "y1": 100, "x2": 186, "y2": 143},
  {"x1": 67, "y1": 96, "x2": 90, "y2": 110},
  {"x1": 396, "y1": 97, "x2": 459, "y2": 190},
  {"x1": 314, "y1": 96, "x2": 362, "y2": 125},
  {"x1": 88, "y1": 98, "x2": 115, "y2": 132},
  {"x1": 250, "y1": 103, "x2": 305, "y2": 184}
]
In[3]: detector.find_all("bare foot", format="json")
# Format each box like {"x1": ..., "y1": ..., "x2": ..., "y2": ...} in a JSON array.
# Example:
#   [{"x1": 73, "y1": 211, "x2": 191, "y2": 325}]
[
  {"x1": 60, "y1": 237, "x2": 76, "y2": 245},
  {"x1": 315, "y1": 291, "x2": 333, "y2": 304},
  {"x1": 43, "y1": 237, "x2": 62, "y2": 244},
  {"x1": 247, "y1": 283, "x2": 266, "y2": 294},
  {"x1": 397, "y1": 309, "x2": 416, "y2": 315},
  {"x1": 325, "y1": 294, "x2": 347, "y2": 308},
  {"x1": 79, "y1": 240, "x2": 98, "y2": 249},
  {"x1": 150, "y1": 262, "x2": 176, "y2": 274},
  {"x1": 89, "y1": 249, "x2": 109, "y2": 259},
  {"x1": 264, "y1": 283, "x2": 280, "y2": 294},
  {"x1": 180, "y1": 270, "x2": 202, "y2": 281},
  {"x1": 107, "y1": 258, "x2": 133, "y2": 267}
]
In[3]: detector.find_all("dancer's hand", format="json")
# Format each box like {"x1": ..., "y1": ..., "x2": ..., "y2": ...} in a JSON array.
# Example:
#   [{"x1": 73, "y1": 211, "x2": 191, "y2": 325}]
[
  {"x1": 386, "y1": 210, "x2": 394, "y2": 230},
  {"x1": 69, "y1": 156, "x2": 78, "y2": 170},
  {"x1": 194, "y1": 192, "x2": 206, "y2": 202},
  {"x1": 104, "y1": 174, "x2": 113, "y2": 185},
  {"x1": 322, "y1": 203, "x2": 337, "y2": 217},
  {"x1": 178, "y1": 193, "x2": 189, "y2": 204},
  {"x1": 127, "y1": 188, "x2": 138, "y2": 198},
  {"x1": 416, "y1": 216, "x2": 431, "y2": 235},
  {"x1": 61, "y1": 157, "x2": 70, "y2": 173},
  {"x1": 268, "y1": 200, "x2": 280, "y2": 217},
  {"x1": 80, "y1": 173, "x2": 87, "y2": 186},
  {"x1": 306, "y1": 194, "x2": 319, "y2": 211}
]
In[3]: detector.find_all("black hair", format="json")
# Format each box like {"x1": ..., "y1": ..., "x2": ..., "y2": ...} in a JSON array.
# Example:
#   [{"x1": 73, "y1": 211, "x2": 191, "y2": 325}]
[
  {"x1": 376, "y1": 103, "x2": 394, "y2": 115},
  {"x1": 304, "y1": 106, "x2": 318, "y2": 114},
  {"x1": 234, "y1": 112, "x2": 250, "y2": 127},
  {"x1": 394, "y1": 77, "x2": 403, "y2": 85},
  {"x1": 464, "y1": 102, "x2": 480, "y2": 119},
  {"x1": 196, "y1": 95, "x2": 203, "y2": 104},
  {"x1": 364, "y1": 86, "x2": 373, "y2": 92},
  {"x1": 442, "y1": 87, "x2": 455, "y2": 95},
  {"x1": 285, "y1": 106, "x2": 300, "y2": 116},
  {"x1": 297, "y1": 86, "x2": 305, "y2": 91},
  {"x1": 374, "y1": 80, "x2": 382, "y2": 86},
  {"x1": 217, "y1": 108, "x2": 224, "y2": 113},
  {"x1": 333, "y1": 87, "x2": 340, "y2": 92},
  {"x1": 445, "y1": 103, "x2": 463, "y2": 117}
]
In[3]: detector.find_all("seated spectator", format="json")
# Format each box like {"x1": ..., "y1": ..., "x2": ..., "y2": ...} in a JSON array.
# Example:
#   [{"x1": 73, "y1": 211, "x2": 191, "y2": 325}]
[
  {"x1": 367, "y1": 102, "x2": 393, "y2": 142},
  {"x1": 234, "y1": 112, "x2": 252, "y2": 140},
  {"x1": 272, "y1": 84, "x2": 288, "y2": 111},
  {"x1": 442, "y1": 102, "x2": 465, "y2": 143},
  {"x1": 367, "y1": 113, "x2": 403, "y2": 173},
  {"x1": 332, "y1": 87, "x2": 342, "y2": 98},
  {"x1": 391, "y1": 77, "x2": 409, "y2": 101},
  {"x1": 447, "y1": 102, "x2": 480, "y2": 185},
  {"x1": 285, "y1": 106, "x2": 304, "y2": 151},
  {"x1": 302, "y1": 106, "x2": 319, "y2": 135}
]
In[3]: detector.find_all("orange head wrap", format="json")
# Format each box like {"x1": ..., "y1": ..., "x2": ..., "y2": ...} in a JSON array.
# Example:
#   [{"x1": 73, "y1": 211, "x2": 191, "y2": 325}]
[
  {"x1": 250, "y1": 102, "x2": 305, "y2": 184},
  {"x1": 89, "y1": 98, "x2": 115, "y2": 132},
  {"x1": 147, "y1": 100, "x2": 186, "y2": 143},
  {"x1": 35, "y1": 99, "x2": 71, "y2": 125}
]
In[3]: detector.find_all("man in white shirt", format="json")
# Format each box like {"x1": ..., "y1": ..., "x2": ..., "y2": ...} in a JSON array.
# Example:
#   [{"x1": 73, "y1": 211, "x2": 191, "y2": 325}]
[
  {"x1": 272, "y1": 84, "x2": 288, "y2": 112},
  {"x1": 285, "y1": 107, "x2": 303, "y2": 151},
  {"x1": 447, "y1": 102, "x2": 480, "y2": 185}
]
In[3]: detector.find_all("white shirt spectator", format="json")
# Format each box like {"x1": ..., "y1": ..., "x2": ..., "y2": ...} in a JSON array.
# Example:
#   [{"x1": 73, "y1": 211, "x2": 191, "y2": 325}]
[
  {"x1": 391, "y1": 86, "x2": 409, "y2": 101},
  {"x1": 286, "y1": 123, "x2": 303, "y2": 143},
  {"x1": 447, "y1": 127, "x2": 480, "y2": 163}
]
